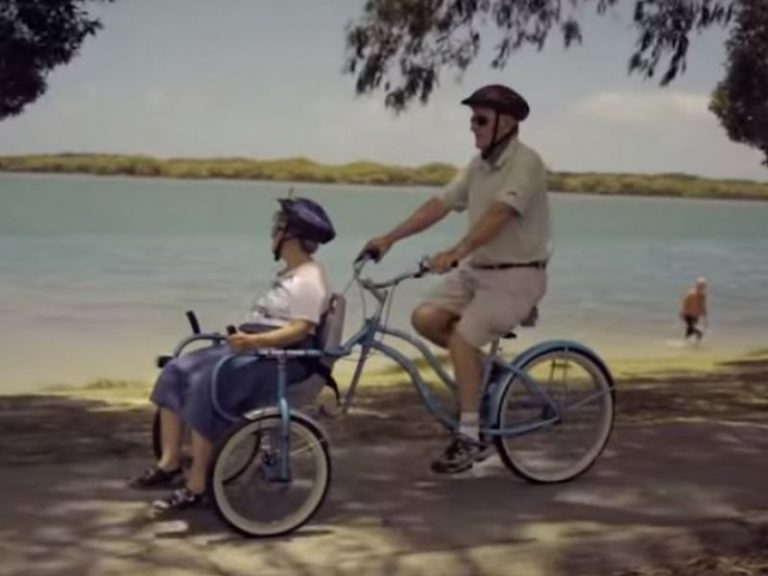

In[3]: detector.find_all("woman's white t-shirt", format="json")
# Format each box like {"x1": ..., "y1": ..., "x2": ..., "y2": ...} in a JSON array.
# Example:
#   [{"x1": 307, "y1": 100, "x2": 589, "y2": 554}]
[{"x1": 245, "y1": 261, "x2": 331, "y2": 329}]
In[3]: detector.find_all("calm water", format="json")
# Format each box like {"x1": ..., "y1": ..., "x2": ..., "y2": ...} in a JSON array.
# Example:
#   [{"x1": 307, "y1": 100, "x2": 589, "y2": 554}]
[{"x1": 1, "y1": 173, "x2": 767, "y2": 392}]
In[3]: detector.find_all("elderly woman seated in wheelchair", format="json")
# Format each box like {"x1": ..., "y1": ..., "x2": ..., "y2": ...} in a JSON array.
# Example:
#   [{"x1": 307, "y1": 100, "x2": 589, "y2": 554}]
[{"x1": 129, "y1": 197, "x2": 336, "y2": 513}]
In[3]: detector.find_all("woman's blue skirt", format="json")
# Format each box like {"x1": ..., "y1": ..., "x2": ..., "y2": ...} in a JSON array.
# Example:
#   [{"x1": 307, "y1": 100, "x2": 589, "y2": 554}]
[{"x1": 150, "y1": 334, "x2": 314, "y2": 443}]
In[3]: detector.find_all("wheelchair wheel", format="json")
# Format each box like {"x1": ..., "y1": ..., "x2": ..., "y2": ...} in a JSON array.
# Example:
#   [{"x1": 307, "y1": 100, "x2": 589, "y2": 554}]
[
  {"x1": 494, "y1": 346, "x2": 615, "y2": 484},
  {"x1": 208, "y1": 410, "x2": 331, "y2": 537}
]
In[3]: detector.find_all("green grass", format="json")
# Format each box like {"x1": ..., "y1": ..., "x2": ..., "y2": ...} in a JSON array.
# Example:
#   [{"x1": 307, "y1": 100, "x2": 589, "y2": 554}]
[
  {"x1": 44, "y1": 379, "x2": 152, "y2": 404},
  {"x1": 35, "y1": 347, "x2": 767, "y2": 407}
]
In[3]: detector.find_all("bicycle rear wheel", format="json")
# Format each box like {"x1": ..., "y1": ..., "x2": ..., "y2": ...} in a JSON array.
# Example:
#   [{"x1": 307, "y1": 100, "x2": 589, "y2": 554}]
[
  {"x1": 208, "y1": 411, "x2": 331, "y2": 537},
  {"x1": 494, "y1": 347, "x2": 615, "y2": 483}
]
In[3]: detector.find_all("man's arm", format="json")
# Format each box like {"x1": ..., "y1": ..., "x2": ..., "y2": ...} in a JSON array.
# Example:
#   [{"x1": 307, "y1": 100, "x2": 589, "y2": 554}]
[
  {"x1": 362, "y1": 197, "x2": 452, "y2": 260},
  {"x1": 453, "y1": 202, "x2": 517, "y2": 257},
  {"x1": 383, "y1": 197, "x2": 452, "y2": 243},
  {"x1": 430, "y1": 202, "x2": 516, "y2": 271}
]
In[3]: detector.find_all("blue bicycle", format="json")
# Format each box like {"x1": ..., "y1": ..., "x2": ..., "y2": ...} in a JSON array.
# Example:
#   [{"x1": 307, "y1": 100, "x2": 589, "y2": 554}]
[{"x1": 162, "y1": 256, "x2": 616, "y2": 537}]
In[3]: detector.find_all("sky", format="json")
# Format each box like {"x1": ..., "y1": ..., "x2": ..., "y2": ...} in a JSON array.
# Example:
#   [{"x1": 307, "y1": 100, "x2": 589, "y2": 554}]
[{"x1": 0, "y1": 0, "x2": 766, "y2": 181}]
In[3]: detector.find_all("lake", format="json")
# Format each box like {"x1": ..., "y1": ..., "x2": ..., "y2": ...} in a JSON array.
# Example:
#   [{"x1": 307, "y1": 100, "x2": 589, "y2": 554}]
[{"x1": 1, "y1": 172, "x2": 767, "y2": 393}]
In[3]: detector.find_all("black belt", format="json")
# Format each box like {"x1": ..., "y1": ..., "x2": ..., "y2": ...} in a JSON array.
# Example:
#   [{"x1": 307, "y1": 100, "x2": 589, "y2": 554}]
[{"x1": 472, "y1": 260, "x2": 547, "y2": 270}]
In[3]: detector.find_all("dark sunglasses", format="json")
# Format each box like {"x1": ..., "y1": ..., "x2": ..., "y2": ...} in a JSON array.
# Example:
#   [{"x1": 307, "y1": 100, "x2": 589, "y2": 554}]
[{"x1": 470, "y1": 115, "x2": 492, "y2": 127}]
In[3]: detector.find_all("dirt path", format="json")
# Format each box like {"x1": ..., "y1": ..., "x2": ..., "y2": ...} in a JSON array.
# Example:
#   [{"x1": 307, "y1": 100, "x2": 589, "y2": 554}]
[{"x1": 0, "y1": 356, "x2": 766, "y2": 575}]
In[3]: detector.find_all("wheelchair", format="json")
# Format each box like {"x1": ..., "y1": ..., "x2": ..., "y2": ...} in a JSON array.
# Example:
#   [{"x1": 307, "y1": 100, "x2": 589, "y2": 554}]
[{"x1": 151, "y1": 294, "x2": 347, "y2": 537}]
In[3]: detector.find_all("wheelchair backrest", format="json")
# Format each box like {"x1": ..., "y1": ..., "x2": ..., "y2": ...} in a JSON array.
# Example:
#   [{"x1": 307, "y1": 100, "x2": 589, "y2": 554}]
[
  {"x1": 316, "y1": 293, "x2": 346, "y2": 360},
  {"x1": 286, "y1": 293, "x2": 346, "y2": 408}
]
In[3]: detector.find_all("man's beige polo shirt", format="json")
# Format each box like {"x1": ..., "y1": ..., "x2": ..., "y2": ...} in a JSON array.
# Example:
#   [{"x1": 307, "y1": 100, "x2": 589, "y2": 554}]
[{"x1": 439, "y1": 137, "x2": 552, "y2": 266}]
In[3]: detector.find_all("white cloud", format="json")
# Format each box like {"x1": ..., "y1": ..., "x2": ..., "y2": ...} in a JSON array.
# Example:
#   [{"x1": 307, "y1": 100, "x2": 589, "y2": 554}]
[
  {"x1": 574, "y1": 90, "x2": 711, "y2": 126},
  {"x1": 528, "y1": 88, "x2": 767, "y2": 180}
]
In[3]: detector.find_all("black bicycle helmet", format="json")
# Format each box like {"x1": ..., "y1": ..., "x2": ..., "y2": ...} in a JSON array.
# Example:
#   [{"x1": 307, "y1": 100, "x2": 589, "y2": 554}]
[
  {"x1": 277, "y1": 197, "x2": 336, "y2": 244},
  {"x1": 461, "y1": 84, "x2": 530, "y2": 121}
]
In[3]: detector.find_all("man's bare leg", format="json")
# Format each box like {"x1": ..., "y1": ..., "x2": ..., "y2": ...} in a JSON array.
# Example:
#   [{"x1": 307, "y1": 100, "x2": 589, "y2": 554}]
[
  {"x1": 448, "y1": 329, "x2": 483, "y2": 437},
  {"x1": 411, "y1": 304, "x2": 460, "y2": 348},
  {"x1": 429, "y1": 328, "x2": 491, "y2": 473}
]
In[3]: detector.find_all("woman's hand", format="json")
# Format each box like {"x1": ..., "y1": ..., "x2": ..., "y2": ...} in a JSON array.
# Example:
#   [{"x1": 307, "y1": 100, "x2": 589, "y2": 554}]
[
  {"x1": 227, "y1": 320, "x2": 313, "y2": 352},
  {"x1": 227, "y1": 331, "x2": 259, "y2": 353}
]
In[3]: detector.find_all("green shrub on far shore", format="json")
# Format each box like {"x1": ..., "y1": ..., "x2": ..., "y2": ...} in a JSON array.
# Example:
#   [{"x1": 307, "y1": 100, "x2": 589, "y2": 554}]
[{"x1": 2, "y1": 154, "x2": 767, "y2": 200}]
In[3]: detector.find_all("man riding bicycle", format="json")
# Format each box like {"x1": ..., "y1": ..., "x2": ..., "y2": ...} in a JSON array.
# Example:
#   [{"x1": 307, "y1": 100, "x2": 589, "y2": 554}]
[{"x1": 361, "y1": 84, "x2": 552, "y2": 474}]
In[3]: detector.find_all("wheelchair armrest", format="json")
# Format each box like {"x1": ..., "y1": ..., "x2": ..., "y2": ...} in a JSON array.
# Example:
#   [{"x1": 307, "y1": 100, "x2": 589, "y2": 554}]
[
  {"x1": 248, "y1": 348, "x2": 325, "y2": 360},
  {"x1": 210, "y1": 348, "x2": 321, "y2": 423},
  {"x1": 170, "y1": 333, "x2": 228, "y2": 359}
]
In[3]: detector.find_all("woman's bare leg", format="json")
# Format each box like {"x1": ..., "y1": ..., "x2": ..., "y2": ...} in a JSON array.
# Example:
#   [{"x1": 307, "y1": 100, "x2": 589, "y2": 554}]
[
  {"x1": 186, "y1": 430, "x2": 213, "y2": 494},
  {"x1": 157, "y1": 407, "x2": 183, "y2": 471}
]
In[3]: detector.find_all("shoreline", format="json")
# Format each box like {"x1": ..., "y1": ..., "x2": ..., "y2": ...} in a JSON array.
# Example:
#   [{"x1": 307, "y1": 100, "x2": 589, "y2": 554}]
[
  {"x1": 0, "y1": 333, "x2": 768, "y2": 396},
  {"x1": 3, "y1": 347, "x2": 764, "y2": 405},
  {"x1": 2, "y1": 156, "x2": 767, "y2": 201}
]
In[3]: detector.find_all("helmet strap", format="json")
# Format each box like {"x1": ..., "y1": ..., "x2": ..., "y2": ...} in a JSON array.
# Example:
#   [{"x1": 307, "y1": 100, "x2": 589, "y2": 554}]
[
  {"x1": 272, "y1": 230, "x2": 300, "y2": 261},
  {"x1": 273, "y1": 229, "x2": 287, "y2": 262},
  {"x1": 481, "y1": 112, "x2": 504, "y2": 160},
  {"x1": 481, "y1": 126, "x2": 515, "y2": 163}
]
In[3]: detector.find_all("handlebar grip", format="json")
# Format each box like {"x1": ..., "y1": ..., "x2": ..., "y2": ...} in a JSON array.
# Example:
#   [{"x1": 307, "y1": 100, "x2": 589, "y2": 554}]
[
  {"x1": 185, "y1": 310, "x2": 201, "y2": 335},
  {"x1": 226, "y1": 324, "x2": 238, "y2": 335},
  {"x1": 355, "y1": 246, "x2": 381, "y2": 264},
  {"x1": 415, "y1": 257, "x2": 459, "y2": 277}
]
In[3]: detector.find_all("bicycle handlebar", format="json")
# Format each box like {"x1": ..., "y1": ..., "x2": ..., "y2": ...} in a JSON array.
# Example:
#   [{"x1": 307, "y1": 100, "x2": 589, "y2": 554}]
[
  {"x1": 353, "y1": 254, "x2": 432, "y2": 293},
  {"x1": 353, "y1": 253, "x2": 462, "y2": 291}
]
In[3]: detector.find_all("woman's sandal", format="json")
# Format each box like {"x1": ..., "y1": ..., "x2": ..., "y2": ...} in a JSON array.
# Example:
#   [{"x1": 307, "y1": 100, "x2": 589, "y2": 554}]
[
  {"x1": 152, "y1": 487, "x2": 205, "y2": 512},
  {"x1": 129, "y1": 467, "x2": 182, "y2": 489}
]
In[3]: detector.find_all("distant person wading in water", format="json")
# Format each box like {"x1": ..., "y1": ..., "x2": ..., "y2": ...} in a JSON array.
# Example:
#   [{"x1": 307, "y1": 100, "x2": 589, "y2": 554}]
[{"x1": 680, "y1": 277, "x2": 708, "y2": 341}]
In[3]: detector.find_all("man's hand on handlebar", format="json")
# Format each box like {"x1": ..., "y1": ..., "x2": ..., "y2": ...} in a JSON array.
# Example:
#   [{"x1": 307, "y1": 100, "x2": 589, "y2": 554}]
[
  {"x1": 356, "y1": 235, "x2": 394, "y2": 264},
  {"x1": 352, "y1": 249, "x2": 462, "y2": 292},
  {"x1": 428, "y1": 246, "x2": 465, "y2": 274}
]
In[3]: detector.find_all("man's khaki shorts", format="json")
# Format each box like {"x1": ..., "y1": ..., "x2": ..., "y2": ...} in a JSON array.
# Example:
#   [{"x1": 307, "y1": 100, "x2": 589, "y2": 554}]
[{"x1": 423, "y1": 265, "x2": 547, "y2": 348}]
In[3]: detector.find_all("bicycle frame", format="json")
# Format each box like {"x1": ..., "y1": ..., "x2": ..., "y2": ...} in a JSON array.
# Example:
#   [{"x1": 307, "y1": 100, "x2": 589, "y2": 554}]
[
  {"x1": 318, "y1": 257, "x2": 566, "y2": 439},
  {"x1": 330, "y1": 317, "x2": 564, "y2": 438}
]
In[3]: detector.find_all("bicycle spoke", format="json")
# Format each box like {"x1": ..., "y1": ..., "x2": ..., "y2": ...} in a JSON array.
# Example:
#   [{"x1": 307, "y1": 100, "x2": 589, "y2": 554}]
[{"x1": 494, "y1": 348, "x2": 614, "y2": 483}]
